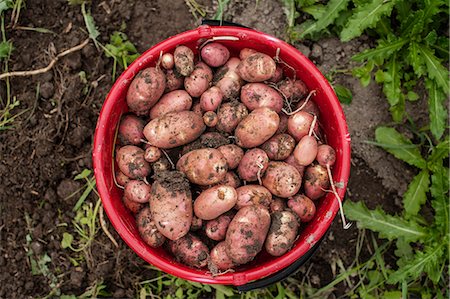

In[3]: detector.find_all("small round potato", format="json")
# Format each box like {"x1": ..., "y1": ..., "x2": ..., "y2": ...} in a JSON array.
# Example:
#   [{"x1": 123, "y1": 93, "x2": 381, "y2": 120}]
[
  {"x1": 235, "y1": 185, "x2": 273, "y2": 209},
  {"x1": 278, "y1": 78, "x2": 308, "y2": 101},
  {"x1": 200, "y1": 86, "x2": 224, "y2": 112},
  {"x1": 288, "y1": 194, "x2": 316, "y2": 222},
  {"x1": 264, "y1": 211, "x2": 299, "y2": 256},
  {"x1": 161, "y1": 53, "x2": 174, "y2": 70},
  {"x1": 304, "y1": 164, "x2": 329, "y2": 200},
  {"x1": 205, "y1": 212, "x2": 234, "y2": 241},
  {"x1": 237, "y1": 52, "x2": 276, "y2": 82},
  {"x1": 237, "y1": 148, "x2": 269, "y2": 182},
  {"x1": 240, "y1": 83, "x2": 284, "y2": 113},
  {"x1": 210, "y1": 241, "x2": 236, "y2": 271},
  {"x1": 136, "y1": 207, "x2": 166, "y2": 248},
  {"x1": 216, "y1": 101, "x2": 248, "y2": 133},
  {"x1": 116, "y1": 145, "x2": 151, "y2": 179},
  {"x1": 144, "y1": 146, "x2": 162, "y2": 163},
  {"x1": 235, "y1": 107, "x2": 280, "y2": 148},
  {"x1": 287, "y1": 111, "x2": 317, "y2": 142},
  {"x1": 262, "y1": 161, "x2": 302, "y2": 198},
  {"x1": 260, "y1": 133, "x2": 296, "y2": 161},
  {"x1": 316, "y1": 144, "x2": 336, "y2": 167},
  {"x1": 218, "y1": 144, "x2": 244, "y2": 170},
  {"x1": 194, "y1": 185, "x2": 237, "y2": 220},
  {"x1": 169, "y1": 233, "x2": 209, "y2": 268},
  {"x1": 201, "y1": 42, "x2": 230, "y2": 67},
  {"x1": 124, "y1": 180, "x2": 151, "y2": 203},
  {"x1": 149, "y1": 89, "x2": 192, "y2": 119},
  {"x1": 115, "y1": 169, "x2": 131, "y2": 186},
  {"x1": 203, "y1": 111, "x2": 218, "y2": 127},
  {"x1": 165, "y1": 69, "x2": 184, "y2": 92},
  {"x1": 184, "y1": 62, "x2": 213, "y2": 97},
  {"x1": 118, "y1": 114, "x2": 145, "y2": 145}
]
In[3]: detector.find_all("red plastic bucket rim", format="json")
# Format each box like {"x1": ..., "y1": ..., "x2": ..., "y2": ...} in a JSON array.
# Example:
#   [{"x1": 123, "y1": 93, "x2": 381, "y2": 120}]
[{"x1": 93, "y1": 25, "x2": 351, "y2": 286}]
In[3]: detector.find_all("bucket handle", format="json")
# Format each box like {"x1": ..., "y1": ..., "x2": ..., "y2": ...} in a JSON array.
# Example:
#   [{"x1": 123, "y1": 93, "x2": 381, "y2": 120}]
[{"x1": 201, "y1": 19, "x2": 250, "y2": 28}]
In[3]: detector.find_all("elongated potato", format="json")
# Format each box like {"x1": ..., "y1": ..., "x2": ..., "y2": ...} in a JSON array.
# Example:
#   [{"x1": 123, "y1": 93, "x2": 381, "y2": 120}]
[
  {"x1": 169, "y1": 233, "x2": 209, "y2": 268},
  {"x1": 115, "y1": 169, "x2": 131, "y2": 186},
  {"x1": 124, "y1": 180, "x2": 151, "y2": 203},
  {"x1": 225, "y1": 205, "x2": 271, "y2": 264},
  {"x1": 237, "y1": 148, "x2": 269, "y2": 182},
  {"x1": 149, "y1": 90, "x2": 192, "y2": 119},
  {"x1": 201, "y1": 42, "x2": 230, "y2": 67},
  {"x1": 118, "y1": 114, "x2": 145, "y2": 145},
  {"x1": 262, "y1": 161, "x2": 302, "y2": 198},
  {"x1": 237, "y1": 52, "x2": 276, "y2": 82},
  {"x1": 264, "y1": 211, "x2": 299, "y2": 256},
  {"x1": 214, "y1": 58, "x2": 244, "y2": 99},
  {"x1": 278, "y1": 78, "x2": 308, "y2": 102},
  {"x1": 293, "y1": 135, "x2": 318, "y2": 166},
  {"x1": 194, "y1": 185, "x2": 237, "y2": 220},
  {"x1": 235, "y1": 185, "x2": 272, "y2": 209},
  {"x1": 210, "y1": 241, "x2": 236, "y2": 271},
  {"x1": 205, "y1": 212, "x2": 234, "y2": 241},
  {"x1": 218, "y1": 144, "x2": 244, "y2": 169},
  {"x1": 174, "y1": 45, "x2": 194, "y2": 76},
  {"x1": 143, "y1": 111, "x2": 205, "y2": 149},
  {"x1": 126, "y1": 67, "x2": 166, "y2": 115},
  {"x1": 304, "y1": 164, "x2": 329, "y2": 200},
  {"x1": 261, "y1": 133, "x2": 296, "y2": 161},
  {"x1": 185, "y1": 62, "x2": 213, "y2": 97},
  {"x1": 235, "y1": 107, "x2": 280, "y2": 148},
  {"x1": 150, "y1": 171, "x2": 192, "y2": 240},
  {"x1": 177, "y1": 148, "x2": 228, "y2": 185},
  {"x1": 200, "y1": 86, "x2": 223, "y2": 112},
  {"x1": 240, "y1": 83, "x2": 284, "y2": 113},
  {"x1": 288, "y1": 194, "x2": 316, "y2": 222},
  {"x1": 116, "y1": 145, "x2": 151, "y2": 179},
  {"x1": 136, "y1": 207, "x2": 166, "y2": 248}
]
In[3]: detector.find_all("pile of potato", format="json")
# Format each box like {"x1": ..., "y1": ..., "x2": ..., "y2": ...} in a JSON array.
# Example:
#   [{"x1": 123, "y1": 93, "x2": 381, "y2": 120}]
[{"x1": 114, "y1": 42, "x2": 337, "y2": 273}]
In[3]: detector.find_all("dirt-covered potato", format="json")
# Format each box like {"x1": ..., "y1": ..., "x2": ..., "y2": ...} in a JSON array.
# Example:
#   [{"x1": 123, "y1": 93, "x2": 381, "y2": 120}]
[
  {"x1": 264, "y1": 211, "x2": 299, "y2": 256},
  {"x1": 205, "y1": 212, "x2": 234, "y2": 241},
  {"x1": 184, "y1": 62, "x2": 213, "y2": 97},
  {"x1": 169, "y1": 233, "x2": 209, "y2": 268},
  {"x1": 270, "y1": 197, "x2": 287, "y2": 213},
  {"x1": 293, "y1": 135, "x2": 318, "y2": 166},
  {"x1": 176, "y1": 148, "x2": 228, "y2": 185},
  {"x1": 216, "y1": 101, "x2": 248, "y2": 133},
  {"x1": 144, "y1": 146, "x2": 161, "y2": 163},
  {"x1": 203, "y1": 111, "x2": 218, "y2": 127},
  {"x1": 316, "y1": 144, "x2": 336, "y2": 167},
  {"x1": 115, "y1": 169, "x2": 131, "y2": 186},
  {"x1": 278, "y1": 78, "x2": 308, "y2": 102},
  {"x1": 174, "y1": 45, "x2": 194, "y2": 76},
  {"x1": 122, "y1": 195, "x2": 144, "y2": 214},
  {"x1": 237, "y1": 148, "x2": 269, "y2": 182},
  {"x1": 118, "y1": 114, "x2": 145, "y2": 145},
  {"x1": 262, "y1": 161, "x2": 302, "y2": 198},
  {"x1": 150, "y1": 171, "x2": 192, "y2": 240},
  {"x1": 218, "y1": 144, "x2": 244, "y2": 170},
  {"x1": 165, "y1": 69, "x2": 184, "y2": 92},
  {"x1": 116, "y1": 145, "x2": 151, "y2": 179},
  {"x1": 214, "y1": 57, "x2": 244, "y2": 99},
  {"x1": 260, "y1": 133, "x2": 296, "y2": 161},
  {"x1": 143, "y1": 111, "x2": 205, "y2": 149},
  {"x1": 237, "y1": 52, "x2": 276, "y2": 82},
  {"x1": 124, "y1": 180, "x2": 151, "y2": 203},
  {"x1": 136, "y1": 207, "x2": 166, "y2": 248},
  {"x1": 288, "y1": 194, "x2": 316, "y2": 222},
  {"x1": 201, "y1": 42, "x2": 230, "y2": 67},
  {"x1": 235, "y1": 107, "x2": 280, "y2": 148},
  {"x1": 200, "y1": 86, "x2": 223, "y2": 112},
  {"x1": 219, "y1": 171, "x2": 241, "y2": 188},
  {"x1": 240, "y1": 83, "x2": 284, "y2": 113},
  {"x1": 126, "y1": 67, "x2": 166, "y2": 116},
  {"x1": 225, "y1": 205, "x2": 271, "y2": 265},
  {"x1": 149, "y1": 90, "x2": 192, "y2": 119},
  {"x1": 235, "y1": 185, "x2": 272, "y2": 209},
  {"x1": 194, "y1": 185, "x2": 237, "y2": 220},
  {"x1": 304, "y1": 164, "x2": 329, "y2": 200},
  {"x1": 209, "y1": 241, "x2": 236, "y2": 271}
]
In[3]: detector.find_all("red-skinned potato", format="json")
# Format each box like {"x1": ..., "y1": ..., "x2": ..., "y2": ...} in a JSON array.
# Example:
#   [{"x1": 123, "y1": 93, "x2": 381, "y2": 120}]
[
  {"x1": 150, "y1": 171, "x2": 192, "y2": 240},
  {"x1": 194, "y1": 185, "x2": 237, "y2": 220},
  {"x1": 276, "y1": 113, "x2": 289, "y2": 134},
  {"x1": 237, "y1": 52, "x2": 276, "y2": 82},
  {"x1": 169, "y1": 233, "x2": 209, "y2": 268},
  {"x1": 288, "y1": 194, "x2": 316, "y2": 222},
  {"x1": 190, "y1": 216, "x2": 203, "y2": 231},
  {"x1": 287, "y1": 111, "x2": 318, "y2": 141},
  {"x1": 161, "y1": 53, "x2": 174, "y2": 70},
  {"x1": 144, "y1": 146, "x2": 161, "y2": 163},
  {"x1": 201, "y1": 42, "x2": 230, "y2": 67},
  {"x1": 185, "y1": 62, "x2": 213, "y2": 97},
  {"x1": 143, "y1": 111, "x2": 206, "y2": 149},
  {"x1": 200, "y1": 86, "x2": 223, "y2": 112},
  {"x1": 260, "y1": 133, "x2": 296, "y2": 161},
  {"x1": 240, "y1": 83, "x2": 284, "y2": 113},
  {"x1": 210, "y1": 241, "x2": 236, "y2": 271},
  {"x1": 174, "y1": 45, "x2": 194, "y2": 76},
  {"x1": 149, "y1": 90, "x2": 192, "y2": 119},
  {"x1": 122, "y1": 195, "x2": 144, "y2": 213},
  {"x1": 124, "y1": 180, "x2": 151, "y2": 203},
  {"x1": 278, "y1": 78, "x2": 308, "y2": 102},
  {"x1": 177, "y1": 148, "x2": 228, "y2": 185},
  {"x1": 295, "y1": 97, "x2": 320, "y2": 116},
  {"x1": 165, "y1": 69, "x2": 184, "y2": 92},
  {"x1": 285, "y1": 154, "x2": 306, "y2": 176},
  {"x1": 116, "y1": 145, "x2": 151, "y2": 179},
  {"x1": 239, "y1": 48, "x2": 257, "y2": 60},
  {"x1": 118, "y1": 114, "x2": 145, "y2": 145},
  {"x1": 262, "y1": 161, "x2": 302, "y2": 198},
  {"x1": 264, "y1": 211, "x2": 299, "y2": 256},
  {"x1": 235, "y1": 107, "x2": 280, "y2": 148},
  {"x1": 268, "y1": 65, "x2": 284, "y2": 83},
  {"x1": 203, "y1": 111, "x2": 218, "y2": 127},
  {"x1": 115, "y1": 169, "x2": 131, "y2": 186},
  {"x1": 219, "y1": 171, "x2": 241, "y2": 188},
  {"x1": 293, "y1": 135, "x2": 318, "y2": 166},
  {"x1": 304, "y1": 164, "x2": 330, "y2": 200},
  {"x1": 270, "y1": 197, "x2": 287, "y2": 213},
  {"x1": 216, "y1": 101, "x2": 248, "y2": 133},
  {"x1": 205, "y1": 212, "x2": 234, "y2": 241},
  {"x1": 316, "y1": 144, "x2": 336, "y2": 167},
  {"x1": 191, "y1": 100, "x2": 202, "y2": 115},
  {"x1": 214, "y1": 58, "x2": 244, "y2": 99},
  {"x1": 225, "y1": 205, "x2": 271, "y2": 265},
  {"x1": 218, "y1": 144, "x2": 244, "y2": 170},
  {"x1": 126, "y1": 67, "x2": 166, "y2": 116},
  {"x1": 237, "y1": 148, "x2": 269, "y2": 182},
  {"x1": 136, "y1": 207, "x2": 166, "y2": 248},
  {"x1": 235, "y1": 185, "x2": 272, "y2": 209}
]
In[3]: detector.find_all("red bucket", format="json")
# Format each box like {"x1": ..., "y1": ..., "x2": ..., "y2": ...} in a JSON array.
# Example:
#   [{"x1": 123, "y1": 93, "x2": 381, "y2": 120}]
[{"x1": 93, "y1": 25, "x2": 351, "y2": 287}]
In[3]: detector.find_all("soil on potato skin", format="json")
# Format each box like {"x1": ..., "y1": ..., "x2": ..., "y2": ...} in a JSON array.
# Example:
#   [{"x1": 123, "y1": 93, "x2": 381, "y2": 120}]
[{"x1": 0, "y1": 1, "x2": 403, "y2": 298}]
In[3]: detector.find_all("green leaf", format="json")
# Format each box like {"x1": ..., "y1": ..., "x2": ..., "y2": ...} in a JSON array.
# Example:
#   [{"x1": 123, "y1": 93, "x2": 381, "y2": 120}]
[
  {"x1": 0, "y1": 0, "x2": 13, "y2": 14},
  {"x1": 334, "y1": 84, "x2": 353, "y2": 104},
  {"x1": 74, "y1": 169, "x2": 92, "y2": 180},
  {"x1": 0, "y1": 41, "x2": 13, "y2": 59},
  {"x1": 340, "y1": 0, "x2": 397, "y2": 42},
  {"x1": 389, "y1": 96, "x2": 405, "y2": 122},
  {"x1": 425, "y1": 79, "x2": 448, "y2": 140},
  {"x1": 302, "y1": 4, "x2": 327, "y2": 19},
  {"x1": 382, "y1": 291, "x2": 402, "y2": 299},
  {"x1": 61, "y1": 232, "x2": 74, "y2": 249},
  {"x1": 210, "y1": 285, "x2": 234, "y2": 297},
  {"x1": 430, "y1": 165, "x2": 449, "y2": 234},
  {"x1": 81, "y1": 3, "x2": 100, "y2": 46},
  {"x1": 387, "y1": 243, "x2": 445, "y2": 284},
  {"x1": 407, "y1": 42, "x2": 425, "y2": 78},
  {"x1": 382, "y1": 54, "x2": 402, "y2": 107},
  {"x1": 375, "y1": 127, "x2": 427, "y2": 169},
  {"x1": 418, "y1": 46, "x2": 450, "y2": 95},
  {"x1": 282, "y1": 0, "x2": 300, "y2": 28},
  {"x1": 352, "y1": 38, "x2": 407, "y2": 63},
  {"x1": 344, "y1": 201, "x2": 427, "y2": 242},
  {"x1": 403, "y1": 169, "x2": 430, "y2": 218},
  {"x1": 427, "y1": 138, "x2": 449, "y2": 172},
  {"x1": 424, "y1": 30, "x2": 438, "y2": 46},
  {"x1": 294, "y1": 0, "x2": 350, "y2": 38},
  {"x1": 406, "y1": 91, "x2": 419, "y2": 102},
  {"x1": 395, "y1": 237, "x2": 414, "y2": 265}
]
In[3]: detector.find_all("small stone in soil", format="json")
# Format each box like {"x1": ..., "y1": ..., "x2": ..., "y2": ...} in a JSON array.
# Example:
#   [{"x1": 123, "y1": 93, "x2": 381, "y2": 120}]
[
  {"x1": 56, "y1": 179, "x2": 82, "y2": 200},
  {"x1": 310, "y1": 44, "x2": 323, "y2": 63},
  {"x1": 39, "y1": 82, "x2": 55, "y2": 99}
]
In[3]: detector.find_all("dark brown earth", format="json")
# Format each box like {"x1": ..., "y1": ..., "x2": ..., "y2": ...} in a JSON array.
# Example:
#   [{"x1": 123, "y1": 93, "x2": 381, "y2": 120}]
[{"x1": 0, "y1": 1, "x2": 408, "y2": 298}]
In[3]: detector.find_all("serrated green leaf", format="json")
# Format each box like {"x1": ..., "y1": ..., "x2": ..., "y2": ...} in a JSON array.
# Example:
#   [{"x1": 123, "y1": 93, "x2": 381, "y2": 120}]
[
  {"x1": 340, "y1": 0, "x2": 397, "y2": 42},
  {"x1": 334, "y1": 84, "x2": 353, "y2": 104},
  {"x1": 403, "y1": 169, "x2": 430, "y2": 218},
  {"x1": 375, "y1": 127, "x2": 427, "y2": 169},
  {"x1": 430, "y1": 165, "x2": 449, "y2": 234},
  {"x1": 418, "y1": 46, "x2": 449, "y2": 95},
  {"x1": 407, "y1": 42, "x2": 426, "y2": 78},
  {"x1": 375, "y1": 69, "x2": 385, "y2": 83},
  {"x1": 395, "y1": 237, "x2": 414, "y2": 265},
  {"x1": 302, "y1": 4, "x2": 327, "y2": 19},
  {"x1": 425, "y1": 79, "x2": 448, "y2": 140},
  {"x1": 387, "y1": 243, "x2": 445, "y2": 284},
  {"x1": 424, "y1": 30, "x2": 438, "y2": 46},
  {"x1": 352, "y1": 38, "x2": 407, "y2": 63},
  {"x1": 389, "y1": 95, "x2": 405, "y2": 122},
  {"x1": 344, "y1": 201, "x2": 427, "y2": 242},
  {"x1": 427, "y1": 138, "x2": 449, "y2": 172},
  {"x1": 295, "y1": 0, "x2": 350, "y2": 38},
  {"x1": 383, "y1": 54, "x2": 402, "y2": 107}
]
